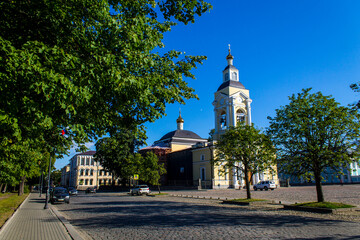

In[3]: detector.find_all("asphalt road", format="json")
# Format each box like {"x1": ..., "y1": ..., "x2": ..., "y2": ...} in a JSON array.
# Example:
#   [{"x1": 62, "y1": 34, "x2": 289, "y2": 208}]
[{"x1": 54, "y1": 188, "x2": 360, "y2": 240}]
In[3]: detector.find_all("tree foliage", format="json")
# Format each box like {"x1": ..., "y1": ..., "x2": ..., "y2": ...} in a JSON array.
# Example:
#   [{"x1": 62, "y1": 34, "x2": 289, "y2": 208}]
[
  {"x1": 94, "y1": 128, "x2": 145, "y2": 181},
  {"x1": 267, "y1": 88, "x2": 360, "y2": 202},
  {"x1": 0, "y1": 0, "x2": 211, "y2": 187},
  {"x1": 350, "y1": 82, "x2": 360, "y2": 109},
  {"x1": 214, "y1": 124, "x2": 276, "y2": 199},
  {"x1": 138, "y1": 152, "x2": 167, "y2": 192}
]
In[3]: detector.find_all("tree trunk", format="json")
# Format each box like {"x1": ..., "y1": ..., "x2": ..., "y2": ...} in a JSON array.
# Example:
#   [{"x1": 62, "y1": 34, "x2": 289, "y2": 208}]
[
  {"x1": 157, "y1": 185, "x2": 161, "y2": 194},
  {"x1": 314, "y1": 170, "x2": 324, "y2": 202},
  {"x1": 0, "y1": 183, "x2": 3, "y2": 193},
  {"x1": 2, "y1": 184, "x2": 7, "y2": 193},
  {"x1": 18, "y1": 176, "x2": 26, "y2": 196},
  {"x1": 244, "y1": 165, "x2": 251, "y2": 199}
]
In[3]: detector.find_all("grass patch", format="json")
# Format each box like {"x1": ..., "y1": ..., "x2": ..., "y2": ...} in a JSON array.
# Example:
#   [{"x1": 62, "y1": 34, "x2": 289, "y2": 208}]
[
  {"x1": 293, "y1": 202, "x2": 355, "y2": 209},
  {"x1": 0, "y1": 193, "x2": 28, "y2": 227},
  {"x1": 229, "y1": 198, "x2": 266, "y2": 203},
  {"x1": 150, "y1": 193, "x2": 168, "y2": 196}
]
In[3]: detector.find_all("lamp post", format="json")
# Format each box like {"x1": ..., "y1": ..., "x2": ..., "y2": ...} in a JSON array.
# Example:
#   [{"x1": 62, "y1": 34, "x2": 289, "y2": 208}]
[
  {"x1": 39, "y1": 171, "x2": 43, "y2": 197},
  {"x1": 44, "y1": 151, "x2": 53, "y2": 209}
]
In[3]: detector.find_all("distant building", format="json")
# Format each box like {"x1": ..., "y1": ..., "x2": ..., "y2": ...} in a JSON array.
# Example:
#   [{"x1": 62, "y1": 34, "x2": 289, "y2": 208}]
[
  {"x1": 279, "y1": 161, "x2": 360, "y2": 185},
  {"x1": 61, "y1": 151, "x2": 115, "y2": 190}
]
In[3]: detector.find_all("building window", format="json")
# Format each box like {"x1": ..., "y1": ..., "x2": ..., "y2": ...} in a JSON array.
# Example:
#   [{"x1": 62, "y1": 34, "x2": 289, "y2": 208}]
[
  {"x1": 232, "y1": 72, "x2": 237, "y2": 81},
  {"x1": 220, "y1": 111, "x2": 227, "y2": 130},
  {"x1": 200, "y1": 154, "x2": 205, "y2": 161},
  {"x1": 90, "y1": 169, "x2": 94, "y2": 176},
  {"x1": 236, "y1": 109, "x2": 246, "y2": 124},
  {"x1": 91, "y1": 158, "x2": 94, "y2": 166},
  {"x1": 81, "y1": 157, "x2": 85, "y2": 165},
  {"x1": 80, "y1": 169, "x2": 84, "y2": 176},
  {"x1": 79, "y1": 179, "x2": 84, "y2": 185},
  {"x1": 225, "y1": 73, "x2": 229, "y2": 81},
  {"x1": 99, "y1": 179, "x2": 102, "y2": 185},
  {"x1": 180, "y1": 167, "x2": 184, "y2": 173},
  {"x1": 85, "y1": 169, "x2": 89, "y2": 176},
  {"x1": 90, "y1": 179, "x2": 93, "y2": 185},
  {"x1": 85, "y1": 179, "x2": 88, "y2": 185},
  {"x1": 86, "y1": 157, "x2": 90, "y2": 165}
]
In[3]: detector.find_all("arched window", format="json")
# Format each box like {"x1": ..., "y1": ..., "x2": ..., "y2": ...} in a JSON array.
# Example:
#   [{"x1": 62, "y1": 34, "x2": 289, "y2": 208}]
[
  {"x1": 85, "y1": 179, "x2": 88, "y2": 185},
  {"x1": 220, "y1": 111, "x2": 227, "y2": 130},
  {"x1": 90, "y1": 179, "x2": 93, "y2": 185},
  {"x1": 85, "y1": 169, "x2": 89, "y2": 176},
  {"x1": 232, "y1": 72, "x2": 237, "y2": 81},
  {"x1": 236, "y1": 109, "x2": 246, "y2": 124}
]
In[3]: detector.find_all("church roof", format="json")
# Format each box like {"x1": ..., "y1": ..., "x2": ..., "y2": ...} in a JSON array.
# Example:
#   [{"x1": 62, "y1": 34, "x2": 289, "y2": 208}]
[
  {"x1": 160, "y1": 130, "x2": 203, "y2": 141},
  {"x1": 217, "y1": 80, "x2": 246, "y2": 91},
  {"x1": 223, "y1": 65, "x2": 237, "y2": 71}
]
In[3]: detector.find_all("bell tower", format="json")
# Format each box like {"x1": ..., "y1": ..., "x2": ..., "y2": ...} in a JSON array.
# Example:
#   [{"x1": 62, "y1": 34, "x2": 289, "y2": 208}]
[{"x1": 212, "y1": 45, "x2": 252, "y2": 141}]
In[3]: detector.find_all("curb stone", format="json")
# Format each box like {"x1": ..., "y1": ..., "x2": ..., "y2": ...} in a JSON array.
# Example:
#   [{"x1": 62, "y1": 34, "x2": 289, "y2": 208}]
[{"x1": 50, "y1": 205, "x2": 86, "y2": 240}]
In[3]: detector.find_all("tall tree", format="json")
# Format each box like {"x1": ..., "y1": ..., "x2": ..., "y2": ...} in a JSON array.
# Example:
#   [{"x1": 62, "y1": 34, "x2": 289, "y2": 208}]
[
  {"x1": 94, "y1": 128, "x2": 145, "y2": 184},
  {"x1": 138, "y1": 152, "x2": 167, "y2": 193},
  {"x1": 1, "y1": 0, "x2": 211, "y2": 187},
  {"x1": 267, "y1": 88, "x2": 360, "y2": 202},
  {"x1": 214, "y1": 124, "x2": 276, "y2": 199}
]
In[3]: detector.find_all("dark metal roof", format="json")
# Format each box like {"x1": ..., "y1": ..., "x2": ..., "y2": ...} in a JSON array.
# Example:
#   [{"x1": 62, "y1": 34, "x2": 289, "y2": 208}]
[
  {"x1": 160, "y1": 130, "x2": 202, "y2": 141},
  {"x1": 217, "y1": 80, "x2": 246, "y2": 91},
  {"x1": 75, "y1": 151, "x2": 96, "y2": 156},
  {"x1": 223, "y1": 65, "x2": 237, "y2": 71}
]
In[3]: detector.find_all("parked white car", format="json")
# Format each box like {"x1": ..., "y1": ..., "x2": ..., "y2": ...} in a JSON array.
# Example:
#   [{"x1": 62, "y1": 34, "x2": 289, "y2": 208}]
[
  {"x1": 130, "y1": 185, "x2": 151, "y2": 195},
  {"x1": 253, "y1": 180, "x2": 276, "y2": 191}
]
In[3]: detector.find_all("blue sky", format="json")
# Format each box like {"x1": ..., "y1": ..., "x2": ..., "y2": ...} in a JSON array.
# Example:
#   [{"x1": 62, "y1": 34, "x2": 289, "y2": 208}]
[{"x1": 55, "y1": 0, "x2": 360, "y2": 169}]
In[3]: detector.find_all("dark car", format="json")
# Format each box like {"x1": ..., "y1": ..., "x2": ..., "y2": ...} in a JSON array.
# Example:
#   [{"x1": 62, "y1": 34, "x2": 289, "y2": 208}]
[
  {"x1": 68, "y1": 187, "x2": 78, "y2": 196},
  {"x1": 85, "y1": 187, "x2": 96, "y2": 194},
  {"x1": 50, "y1": 187, "x2": 70, "y2": 204}
]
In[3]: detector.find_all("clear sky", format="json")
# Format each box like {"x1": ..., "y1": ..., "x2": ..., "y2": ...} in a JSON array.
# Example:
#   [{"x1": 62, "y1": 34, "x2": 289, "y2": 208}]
[{"x1": 55, "y1": 0, "x2": 360, "y2": 169}]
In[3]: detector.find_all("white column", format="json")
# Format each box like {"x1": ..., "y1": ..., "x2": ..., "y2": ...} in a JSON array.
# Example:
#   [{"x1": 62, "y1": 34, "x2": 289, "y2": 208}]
[
  {"x1": 233, "y1": 167, "x2": 239, "y2": 189},
  {"x1": 214, "y1": 109, "x2": 218, "y2": 134},
  {"x1": 226, "y1": 102, "x2": 230, "y2": 129},
  {"x1": 246, "y1": 99, "x2": 252, "y2": 125},
  {"x1": 231, "y1": 97, "x2": 236, "y2": 127}
]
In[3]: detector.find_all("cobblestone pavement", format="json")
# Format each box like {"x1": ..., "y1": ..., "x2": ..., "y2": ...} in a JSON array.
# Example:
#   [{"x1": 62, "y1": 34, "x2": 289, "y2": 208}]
[
  {"x1": 54, "y1": 189, "x2": 360, "y2": 240},
  {"x1": 166, "y1": 184, "x2": 360, "y2": 206}
]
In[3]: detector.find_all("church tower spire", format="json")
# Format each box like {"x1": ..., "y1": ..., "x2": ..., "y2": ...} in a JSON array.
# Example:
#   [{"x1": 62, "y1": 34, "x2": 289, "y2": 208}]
[
  {"x1": 226, "y1": 44, "x2": 234, "y2": 65},
  {"x1": 176, "y1": 109, "x2": 184, "y2": 130}
]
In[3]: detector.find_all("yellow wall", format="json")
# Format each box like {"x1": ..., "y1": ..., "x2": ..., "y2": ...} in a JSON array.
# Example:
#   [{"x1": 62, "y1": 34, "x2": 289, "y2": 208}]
[{"x1": 171, "y1": 143, "x2": 193, "y2": 152}]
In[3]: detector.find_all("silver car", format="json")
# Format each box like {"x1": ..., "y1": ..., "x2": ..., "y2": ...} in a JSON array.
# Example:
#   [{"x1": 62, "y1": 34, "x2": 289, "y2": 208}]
[
  {"x1": 130, "y1": 185, "x2": 151, "y2": 195},
  {"x1": 253, "y1": 180, "x2": 276, "y2": 191}
]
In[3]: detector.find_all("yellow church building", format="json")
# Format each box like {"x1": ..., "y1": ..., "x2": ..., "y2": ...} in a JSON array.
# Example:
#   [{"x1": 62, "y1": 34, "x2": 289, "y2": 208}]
[{"x1": 143, "y1": 48, "x2": 279, "y2": 189}]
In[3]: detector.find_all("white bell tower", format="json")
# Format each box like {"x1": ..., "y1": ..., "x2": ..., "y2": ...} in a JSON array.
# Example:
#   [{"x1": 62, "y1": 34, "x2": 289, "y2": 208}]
[{"x1": 212, "y1": 45, "x2": 252, "y2": 141}]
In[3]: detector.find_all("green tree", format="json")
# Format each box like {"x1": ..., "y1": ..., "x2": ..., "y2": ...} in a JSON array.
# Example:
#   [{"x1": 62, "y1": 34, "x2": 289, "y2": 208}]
[
  {"x1": 1, "y1": 0, "x2": 211, "y2": 188},
  {"x1": 267, "y1": 88, "x2": 360, "y2": 202},
  {"x1": 214, "y1": 124, "x2": 276, "y2": 199},
  {"x1": 138, "y1": 152, "x2": 167, "y2": 193},
  {"x1": 94, "y1": 128, "x2": 145, "y2": 184},
  {"x1": 350, "y1": 82, "x2": 360, "y2": 109}
]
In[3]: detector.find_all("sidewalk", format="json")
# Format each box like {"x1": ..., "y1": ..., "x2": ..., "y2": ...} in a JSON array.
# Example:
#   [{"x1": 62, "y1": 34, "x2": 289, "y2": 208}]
[{"x1": 0, "y1": 192, "x2": 82, "y2": 240}]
